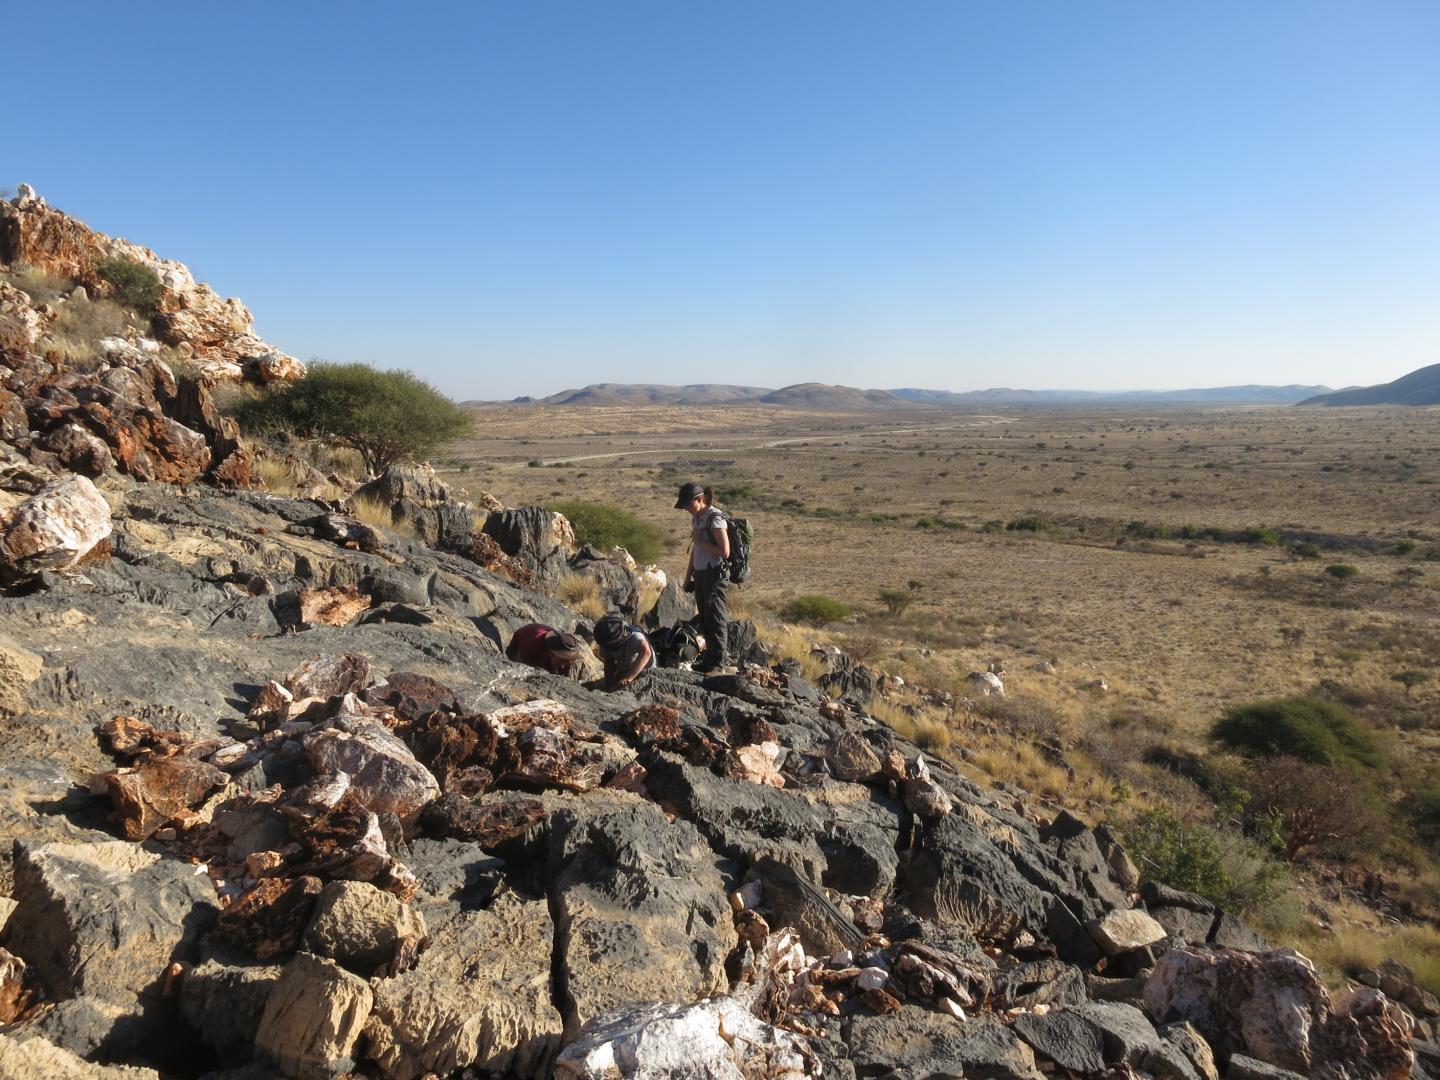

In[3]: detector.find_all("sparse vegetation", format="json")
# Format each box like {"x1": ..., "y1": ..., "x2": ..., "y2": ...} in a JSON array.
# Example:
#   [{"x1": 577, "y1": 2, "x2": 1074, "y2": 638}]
[
  {"x1": 1326, "y1": 563, "x2": 1360, "y2": 579},
  {"x1": 230, "y1": 362, "x2": 472, "y2": 475},
  {"x1": 556, "y1": 572, "x2": 604, "y2": 619},
  {"x1": 547, "y1": 501, "x2": 666, "y2": 562},
  {"x1": 95, "y1": 255, "x2": 163, "y2": 314},
  {"x1": 1120, "y1": 805, "x2": 1288, "y2": 912},
  {"x1": 779, "y1": 594, "x2": 852, "y2": 627},
  {"x1": 1211, "y1": 697, "x2": 1384, "y2": 771}
]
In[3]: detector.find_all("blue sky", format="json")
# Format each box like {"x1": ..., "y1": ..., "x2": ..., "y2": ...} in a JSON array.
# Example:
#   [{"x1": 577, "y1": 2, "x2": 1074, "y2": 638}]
[{"x1": 11, "y1": 2, "x2": 1440, "y2": 399}]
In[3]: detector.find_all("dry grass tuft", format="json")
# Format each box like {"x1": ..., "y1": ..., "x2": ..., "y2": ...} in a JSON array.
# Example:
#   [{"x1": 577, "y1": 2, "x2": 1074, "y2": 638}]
[
  {"x1": 967, "y1": 738, "x2": 1076, "y2": 802},
  {"x1": 868, "y1": 697, "x2": 955, "y2": 753},
  {"x1": 349, "y1": 494, "x2": 417, "y2": 539},
  {"x1": 765, "y1": 623, "x2": 827, "y2": 681},
  {"x1": 254, "y1": 457, "x2": 303, "y2": 495},
  {"x1": 557, "y1": 572, "x2": 604, "y2": 619}
]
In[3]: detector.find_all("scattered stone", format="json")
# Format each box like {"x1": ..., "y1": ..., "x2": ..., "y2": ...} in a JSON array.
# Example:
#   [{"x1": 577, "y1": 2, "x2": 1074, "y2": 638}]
[
  {"x1": 297, "y1": 585, "x2": 370, "y2": 627},
  {"x1": 215, "y1": 875, "x2": 325, "y2": 960},
  {"x1": 302, "y1": 716, "x2": 440, "y2": 828},
  {"x1": 419, "y1": 794, "x2": 546, "y2": 847},
  {"x1": 825, "y1": 731, "x2": 882, "y2": 782},
  {"x1": 0, "y1": 1031, "x2": 159, "y2": 1078},
  {"x1": 284, "y1": 654, "x2": 372, "y2": 701},
  {"x1": 92, "y1": 754, "x2": 227, "y2": 840}
]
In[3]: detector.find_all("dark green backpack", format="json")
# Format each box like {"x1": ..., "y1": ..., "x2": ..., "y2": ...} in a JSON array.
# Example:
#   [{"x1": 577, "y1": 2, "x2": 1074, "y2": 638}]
[{"x1": 724, "y1": 513, "x2": 753, "y2": 584}]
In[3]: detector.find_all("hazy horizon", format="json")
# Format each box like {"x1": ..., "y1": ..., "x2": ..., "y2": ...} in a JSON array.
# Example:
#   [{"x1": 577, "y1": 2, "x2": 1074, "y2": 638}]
[{"x1": 12, "y1": 2, "x2": 1439, "y2": 400}]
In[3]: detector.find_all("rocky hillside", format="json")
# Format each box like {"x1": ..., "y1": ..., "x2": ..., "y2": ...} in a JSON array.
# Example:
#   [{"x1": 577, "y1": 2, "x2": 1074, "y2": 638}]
[{"x1": 0, "y1": 188, "x2": 1432, "y2": 1080}]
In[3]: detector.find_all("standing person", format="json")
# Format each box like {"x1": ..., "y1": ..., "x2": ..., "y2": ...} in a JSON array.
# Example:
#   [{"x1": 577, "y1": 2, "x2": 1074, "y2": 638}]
[{"x1": 675, "y1": 482, "x2": 730, "y2": 673}]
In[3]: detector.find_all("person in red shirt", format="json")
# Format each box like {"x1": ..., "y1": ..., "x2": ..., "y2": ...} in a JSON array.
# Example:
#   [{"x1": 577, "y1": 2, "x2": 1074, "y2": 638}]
[{"x1": 506, "y1": 623, "x2": 586, "y2": 678}]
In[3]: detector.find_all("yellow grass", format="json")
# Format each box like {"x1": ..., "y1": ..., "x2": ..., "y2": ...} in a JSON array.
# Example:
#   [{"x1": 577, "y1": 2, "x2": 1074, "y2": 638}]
[
  {"x1": 763, "y1": 623, "x2": 827, "y2": 681},
  {"x1": 254, "y1": 457, "x2": 302, "y2": 495},
  {"x1": 556, "y1": 572, "x2": 604, "y2": 620},
  {"x1": 350, "y1": 494, "x2": 417, "y2": 539},
  {"x1": 867, "y1": 697, "x2": 955, "y2": 754}
]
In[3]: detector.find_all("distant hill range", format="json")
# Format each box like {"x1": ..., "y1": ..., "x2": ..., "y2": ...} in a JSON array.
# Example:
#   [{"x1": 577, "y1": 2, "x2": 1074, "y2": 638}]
[
  {"x1": 516, "y1": 382, "x2": 906, "y2": 408},
  {"x1": 890, "y1": 384, "x2": 1331, "y2": 405},
  {"x1": 1298, "y1": 363, "x2": 1440, "y2": 406},
  {"x1": 504, "y1": 381, "x2": 1332, "y2": 407}
]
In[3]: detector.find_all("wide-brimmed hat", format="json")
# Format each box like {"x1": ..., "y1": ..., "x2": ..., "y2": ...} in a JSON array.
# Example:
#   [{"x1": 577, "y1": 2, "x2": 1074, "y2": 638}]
[
  {"x1": 545, "y1": 631, "x2": 584, "y2": 662},
  {"x1": 594, "y1": 613, "x2": 627, "y2": 648},
  {"x1": 674, "y1": 482, "x2": 704, "y2": 509}
]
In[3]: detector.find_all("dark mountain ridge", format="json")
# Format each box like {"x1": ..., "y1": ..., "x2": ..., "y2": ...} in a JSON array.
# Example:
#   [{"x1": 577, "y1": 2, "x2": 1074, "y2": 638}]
[{"x1": 1299, "y1": 363, "x2": 1440, "y2": 406}]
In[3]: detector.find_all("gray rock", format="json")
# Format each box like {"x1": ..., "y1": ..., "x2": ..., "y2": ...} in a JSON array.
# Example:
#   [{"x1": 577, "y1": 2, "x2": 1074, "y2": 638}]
[
  {"x1": 1012, "y1": 1008, "x2": 1107, "y2": 1072},
  {"x1": 1069, "y1": 1000, "x2": 1162, "y2": 1063},
  {"x1": 482, "y1": 506, "x2": 575, "y2": 588},
  {"x1": 180, "y1": 958, "x2": 283, "y2": 1063},
  {"x1": 1225, "y1": 1054, "x2": 1305, "y2": 1079},
  {"x1": 547, "y1": 799, "x2": 737, "y2": 1038},
  {"x1": 302, "y1": 715, "x2": 439, "y2": 827},
  {"x1": 846, "y1": 1008, "x2": 1044, "y2": 1079},
  {"x1": 0, "y1": 1031, "x2": 159, "y2": 1077},
  {"x1": 1210, "y1": 913, "x2": 1270, "y2": 953},
  {"x1": 1088, "y1": 908, "x2": 1167, "y2": 956},
  {"x1": 641, "y1": 580, "x2": 696, "y2": 630},
  {"x1": 3, "y1": 841, "x2": 218, "y2": 1053},
  {"x1": 826, "y1": 731, "x2": 882, "y2": 782},
  {"x1": 1151, "y1": 904, "x2": 1217, "y2": 944}
]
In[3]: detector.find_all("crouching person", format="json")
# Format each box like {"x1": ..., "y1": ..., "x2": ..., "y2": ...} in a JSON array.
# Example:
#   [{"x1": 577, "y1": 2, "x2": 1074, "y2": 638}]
[
  {"x1": 506, "y1": 623, "x2": 587, "y2": 678},
  {"x1": 594, "y1": 612, "x2": 655, "y2": 691}
]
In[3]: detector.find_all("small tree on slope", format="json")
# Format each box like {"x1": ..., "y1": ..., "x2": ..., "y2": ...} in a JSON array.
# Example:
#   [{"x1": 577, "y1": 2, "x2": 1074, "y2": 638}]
[{"x1": 231, "y1": 362, "x2": 472, "y2": 475}]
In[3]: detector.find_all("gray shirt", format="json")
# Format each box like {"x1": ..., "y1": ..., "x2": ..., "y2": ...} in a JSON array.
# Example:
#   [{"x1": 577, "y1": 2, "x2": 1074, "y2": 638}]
[{"x1": 691, "y1": 507, "x2": 727, "y2": 571}]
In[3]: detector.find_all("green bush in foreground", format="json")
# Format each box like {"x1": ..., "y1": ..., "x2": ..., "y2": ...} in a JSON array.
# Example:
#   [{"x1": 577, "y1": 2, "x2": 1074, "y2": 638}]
[
  {"x1": 1210, "y1": 696, "x2": 1384, "y2": 771},
  {"x1": 230, "y1": 362, "x2": 472, "y2": 475},
  {"x1": 1326, "y1": 563, "x2": 1360, "y2": 579},
  {"x1": 95, "y1": 256, "x2": 163, "y2": 314},
  {"x1": 548, "y1": 501, "x2": 665, "y2": 563},
  {"x1": 779, "y1": 594, "x2": 852, "y2": 627}
]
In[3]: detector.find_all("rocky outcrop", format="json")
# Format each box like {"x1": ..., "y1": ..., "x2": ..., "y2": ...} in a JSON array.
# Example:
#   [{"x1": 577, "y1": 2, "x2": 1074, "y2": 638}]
[
  {"x1": 0, "y1": 472, "x2": 1419, "y2": 1079},
  {"x1": 1, "y1": 190, "x2": 302, "y2": 382}
]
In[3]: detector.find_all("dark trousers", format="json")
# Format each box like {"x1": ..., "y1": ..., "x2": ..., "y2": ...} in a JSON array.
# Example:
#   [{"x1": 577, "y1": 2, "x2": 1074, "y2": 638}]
[{"x1": 694, "y1": 565, "x2": 729, "y2": 668}]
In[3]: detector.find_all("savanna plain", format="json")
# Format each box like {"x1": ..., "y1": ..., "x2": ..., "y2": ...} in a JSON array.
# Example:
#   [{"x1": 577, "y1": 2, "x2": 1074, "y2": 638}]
[{"x1": 438, "y1": 402, "x2": 1440, "y2": 991}]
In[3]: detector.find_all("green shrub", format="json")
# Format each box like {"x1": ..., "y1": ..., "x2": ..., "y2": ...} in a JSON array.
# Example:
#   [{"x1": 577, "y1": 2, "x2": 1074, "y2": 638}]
[
  {"x1": 877, "y1": 587, "x2": 917, "y2": 617},
  {"x1": 229, "y1": 361, "x2": 472, "y2": 475},
  {"x1": 1242, "y1": 527, "x2": 1281, "y2": 546},
  {"x1": 1404, "y1": 787, "x2": 1440, "y2": 849},
  {"x1": 1006, "y1": 517, "x2": 1047, "y2": 532},
  {"x1": 95, "y1": 256, "x2": 163, "y2": 314},
  {"x1": 1395, "y1": 539, "x2": 1418, "y2": 555},
  {"x1": 1326, "y1": 563, "x2": 1360, "y2": 579},
  {"x1": 1291, "y1": 542, "x2": 1321, "y2": 559},
  {"x1": 1119, "y1": 805, "x2": 1288, "y2": 911},
  {"x1": 547, "y1": 501, "x2": 665, "y2": 562},
  {"x1": 779, "y1": 595, "x2": 852, "y2": 627},
  {"x1": 1210, "y1": 697, "x2": 1384, "y2": 771}
]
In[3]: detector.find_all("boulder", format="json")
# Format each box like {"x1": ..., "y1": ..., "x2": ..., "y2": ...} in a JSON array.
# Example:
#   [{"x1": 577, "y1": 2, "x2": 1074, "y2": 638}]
[
  {"x1": 179, "y1": 957, "x2": 283, "y2": 1063},
  {"x1": 254, "y1": 952, "x2": 373, "y2": 1080},
  {"x1": 302, "y1": 716, "x2": 440, "y2": 827},
  {"x1": 0, "y1": 1032, "x2": 160, "y2": 1078},
  {"x1": 92, "y1": 754, "x2": 227, "y2": 840},
  {"x1": 2, "y1": 841, "x2": 218, "y2": 1053},
  {"x1": 553, "y1": 997, "x2": 820, "y2": 1079},
  {"x1": 547, "y1": 801, "x2": 737, "y2": 1037},
  {"x1": 1088, "y1": 908, "x2": 1167, "y2": 957},
  {"x1": 825, "y1": 731, "x2": 882, "y2": 782},
  {"x1": 302, "y1": 881, "x2": 426, "y2": 977},
  {"x1": 1143, "y1": 945, "x2": 1414, "y2": 1077},
  {"x1": 36, "y1": 422, "x2": 114, "y2": 477},
  {"x1": 568, "y1": 545, "x2": 639, "y2": 619},
  {"x1": 642, "y1": 580, "x2": 696, "y2": 630},
  {"x1": 362, "y1": 892, "x2": 561, "y2": 1079},
  {"x1": 481, "y1": 506, "x2": 576, "y2": 588},
  {"x1": 846, "y1": 1008, "x2": 1043, "y2": 1079},
  {"x1": 0, "y1": 474, "x2": 112, "y2": 578},
  {"x1": 283, "y1": 654, "x2": 372, "y2": 700}
]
